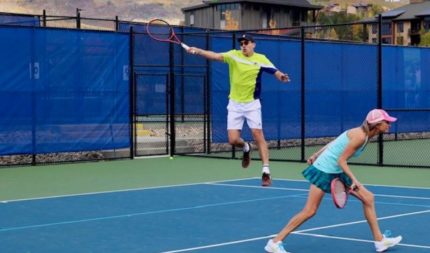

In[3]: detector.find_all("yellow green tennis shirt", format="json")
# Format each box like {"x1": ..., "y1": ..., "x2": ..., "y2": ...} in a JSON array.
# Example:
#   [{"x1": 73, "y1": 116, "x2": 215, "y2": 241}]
[{"x1": 222, "y1": 49, "x2": 278, "y2": 103}]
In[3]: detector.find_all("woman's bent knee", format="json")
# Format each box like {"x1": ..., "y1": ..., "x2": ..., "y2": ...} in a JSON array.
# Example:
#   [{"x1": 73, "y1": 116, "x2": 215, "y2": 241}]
[
  {"x1": 302, "y1": 208, "x2": 317, "y2": 219},
  {"x1": 361, "y1": 191, "x2": 375, "y2": 206}
]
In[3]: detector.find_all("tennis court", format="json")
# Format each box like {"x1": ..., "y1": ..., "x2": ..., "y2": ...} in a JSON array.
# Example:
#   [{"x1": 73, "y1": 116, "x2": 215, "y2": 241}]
[{"x1": 1, "y1": 156, "x2": 429, "y2": 253}]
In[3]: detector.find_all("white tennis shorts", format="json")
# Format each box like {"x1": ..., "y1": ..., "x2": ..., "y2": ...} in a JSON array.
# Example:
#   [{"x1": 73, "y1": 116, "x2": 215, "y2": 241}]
[{"x1": 227, "y1": 99, "x2": 262, "y2": 130}]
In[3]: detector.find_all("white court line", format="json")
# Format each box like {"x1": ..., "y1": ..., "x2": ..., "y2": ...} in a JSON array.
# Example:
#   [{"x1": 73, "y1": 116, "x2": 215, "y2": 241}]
[
  {"x1": 295, "y1": 232, "x2": 430, "y2": 250},
  {"x1": 205, "y1": 182, "x2": 310, "y2": 192},
  {"x1": 0, "y1": 193, "x2": 309, "y2": 232},
  {"x1": 208, "y1": 182, "x2": 430, "y2": 200},
  {"x1": 296, "y1": 209, "x2": 430, "y2": 233},
  {"x1": 0, "y1": 177, "x2": 258, "y2": 203},
  {"x1": 161, "y1": 209, "x2": 430, "y2": 253},
  {"x1": 274, "y1": 178, "x2": 430, "y2": 190},
  {"x1": 4, "y1": 177, "x2": 429, "y2": 202}
]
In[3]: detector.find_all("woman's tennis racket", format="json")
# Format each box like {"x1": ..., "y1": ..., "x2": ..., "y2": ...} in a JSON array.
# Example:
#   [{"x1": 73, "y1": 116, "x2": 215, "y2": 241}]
[
  {"x1": 331, "y1": 178, "x2": 354, "y2": 209},
  {"x1": 146, "y1": 19, "x2": 191, "y2": 51}
]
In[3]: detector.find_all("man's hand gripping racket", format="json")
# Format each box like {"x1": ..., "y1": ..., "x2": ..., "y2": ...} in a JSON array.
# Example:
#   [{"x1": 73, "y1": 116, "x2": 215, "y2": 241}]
[
  {"x1": 330, "y1": 178, "x2": 359, "y2": 209},
  {"x1": 146, "y1": 19, "x2": 196, "y2": 54}
]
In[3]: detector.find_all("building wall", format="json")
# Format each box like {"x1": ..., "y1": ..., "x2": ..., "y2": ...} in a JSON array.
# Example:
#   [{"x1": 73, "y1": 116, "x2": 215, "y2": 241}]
[
  {"x1": 367, "y1": 20, "x2": 418, "y2": 46},
  {"x1": 393, "y1": 21, "x2": 410, "y2": 46},
  {"x1": 404, "y1": 22, "x2": 412, "y2": 45},
  {"x1": 183, "y1": 3, "x2": 310, "y2": 30},
  {"x1": 240, "y1": 3, "x2": 297, "y2": 30},
  {"x1": 185, "y1": 7, "x2": 215, "y2": 28}
]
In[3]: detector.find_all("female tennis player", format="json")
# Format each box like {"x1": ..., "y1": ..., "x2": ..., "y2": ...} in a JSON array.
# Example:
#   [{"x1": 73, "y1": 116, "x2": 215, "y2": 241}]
[{"x1": 265, "y1": 109, "x2": 402, "y2": 253}]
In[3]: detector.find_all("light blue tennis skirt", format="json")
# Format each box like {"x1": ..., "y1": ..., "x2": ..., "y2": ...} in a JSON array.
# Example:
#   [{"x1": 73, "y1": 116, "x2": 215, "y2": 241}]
[{"x1": 302, "y1": 165, "x2": 352, "y2": 193}]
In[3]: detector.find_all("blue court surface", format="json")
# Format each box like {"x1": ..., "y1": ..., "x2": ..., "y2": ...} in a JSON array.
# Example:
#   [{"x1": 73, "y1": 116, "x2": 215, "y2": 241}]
[{"x1": 1, "y1": 179, "x2": 429, "y2": 253}]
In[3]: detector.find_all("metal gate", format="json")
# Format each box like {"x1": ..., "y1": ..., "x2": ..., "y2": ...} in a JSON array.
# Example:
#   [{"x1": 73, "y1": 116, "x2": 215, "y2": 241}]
[{"x1": 133, "y1": 72, "x2": 208, "y2": 157}]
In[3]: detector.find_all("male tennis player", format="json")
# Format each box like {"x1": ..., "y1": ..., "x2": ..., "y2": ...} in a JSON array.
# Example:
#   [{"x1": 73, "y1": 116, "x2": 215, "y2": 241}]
[
  {"x1": 187, "y1": 34, "x2": 290, "y2": 186},
  {"x1": 264, "y1": 109, "x2": 402, "y2": 253}
]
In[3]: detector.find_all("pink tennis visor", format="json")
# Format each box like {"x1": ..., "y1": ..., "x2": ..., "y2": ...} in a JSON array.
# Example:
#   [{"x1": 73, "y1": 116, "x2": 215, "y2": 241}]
[{"x1": 366, "y1": 109, "x2": 397, "y2": 124}]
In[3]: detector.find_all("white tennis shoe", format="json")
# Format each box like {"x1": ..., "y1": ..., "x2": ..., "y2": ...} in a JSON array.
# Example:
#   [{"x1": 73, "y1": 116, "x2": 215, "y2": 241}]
[
  {"x1": 374, "y1": 235, "x2": 402, "y2": 252},
  {"x1": 264, "y1": 239, "x2": 290, "y2": 253}
]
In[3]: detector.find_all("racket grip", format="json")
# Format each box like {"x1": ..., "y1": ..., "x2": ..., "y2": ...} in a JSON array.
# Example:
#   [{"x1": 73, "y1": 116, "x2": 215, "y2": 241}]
[
  {"x1": 181, "y1": 43, "x2": 190, "y2": 50},
  {"x1": 181, "y1": 43, "x2": 196, "y2": 54}
]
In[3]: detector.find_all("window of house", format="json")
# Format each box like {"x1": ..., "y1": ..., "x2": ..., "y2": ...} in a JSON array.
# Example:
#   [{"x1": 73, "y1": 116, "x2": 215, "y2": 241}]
[
  {"x1": 190, "y1": 13, "x2": 194, "y2": 26},
  {"x1": 372, "y1": 24, "x2": 377, "y2": 34},
  {"x1": 397, "y1": 22, "x2": 403, "y2": 33},
  {"x1": 424, "y1": 19, "x2": 430, "y2": 31},
  {"x1": 382, "y1": 37, "x2": 392, "y2": 44},
  {"x1": 396, "y1": 36, "x2": 404, "y2": 45},
  {"x1": 411, "y1": 21, "x2": 421, "y2": 33},
  {"x1": 262, "y1": 14, "x2": 268, "y2": 29},
  {"x1": 261, "y1": 7, "x2": 272, "y2": 29},
  {"x1": 382, "y1": 22, "x2": 392, "y2": 35},
  {"x1": 217, "y1": 3, "x2": 238, "y2": 29},
  {"x1": 292, "y1": 9, "x2": 300, "y2": 26}
]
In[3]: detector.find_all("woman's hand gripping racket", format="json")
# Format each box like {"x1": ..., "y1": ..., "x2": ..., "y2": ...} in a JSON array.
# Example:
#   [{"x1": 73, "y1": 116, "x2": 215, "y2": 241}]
[
  {"x1": 146, "y1": 19, "x2": 195, "y2": 54},
  {"x1": 330, "y1": 178, "x2": 358, "y2": 209}
]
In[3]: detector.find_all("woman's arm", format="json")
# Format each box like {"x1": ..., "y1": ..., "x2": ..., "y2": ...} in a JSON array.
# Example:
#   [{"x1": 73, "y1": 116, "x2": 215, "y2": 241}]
[
  {"x1": 337, "y1": 129, "x2": 367, "y2": 189},
  {"x1": 307, "y1": 142, "x2": 331, "y2": 164}
]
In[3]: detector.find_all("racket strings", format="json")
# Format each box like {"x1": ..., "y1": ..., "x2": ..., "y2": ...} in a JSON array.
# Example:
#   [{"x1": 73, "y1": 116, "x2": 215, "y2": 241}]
[
  {"x1": 333, "y1": 180, "x2": 347, "y2": 206},
  {"x1": 147, "y1": 21, "x2": 173, "y2": 40}
]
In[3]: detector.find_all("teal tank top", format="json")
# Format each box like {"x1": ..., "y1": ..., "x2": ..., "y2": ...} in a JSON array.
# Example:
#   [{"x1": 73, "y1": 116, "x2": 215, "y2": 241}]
[{"x1": 313, "y1": 131, "x2": 368, "y2": 174}]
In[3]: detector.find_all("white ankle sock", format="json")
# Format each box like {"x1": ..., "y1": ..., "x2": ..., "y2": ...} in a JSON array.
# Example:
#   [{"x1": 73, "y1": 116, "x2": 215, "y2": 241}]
[
  {"x1": 262, "y1": 165, "x2": 270, "y2": 174},
  {"x1": 243, "y1": 142, "x2": 250, "y2": 152}
]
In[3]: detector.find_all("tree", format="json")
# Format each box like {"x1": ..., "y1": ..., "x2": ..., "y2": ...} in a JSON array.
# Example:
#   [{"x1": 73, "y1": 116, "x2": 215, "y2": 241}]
[
  {"x1": 316, "y1": 11, "x2": 361, "y2": 41},
  {"x1": 419, "y1": 31, "x2": 430, "y2": 47},
  {"x1": 369, "y1": 4, "x2": 385, "y2": 17}
]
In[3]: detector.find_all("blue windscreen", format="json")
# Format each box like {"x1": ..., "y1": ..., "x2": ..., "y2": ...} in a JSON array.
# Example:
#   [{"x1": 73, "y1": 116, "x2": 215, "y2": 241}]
[
  {"x1": 0, "y1": 27, "x2": 130, "y2": 155},
  {"x1": 0, "y1": 14, "x2": 40, "y2": 26},
  {"x1": 123, "y1": 23, "x2": 208, "y2": 116},
  {"x1": 0, "y1": 27, "x2": 34, "y2": 155},
  {"x1": 305, "y1": 41, "x2": 378, "y2": 137}
]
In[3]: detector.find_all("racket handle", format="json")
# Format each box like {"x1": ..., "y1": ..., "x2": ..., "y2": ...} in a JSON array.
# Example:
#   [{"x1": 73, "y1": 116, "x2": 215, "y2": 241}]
[
  {"x1": 181, "y1": 43, "x2": 196, "y2": 54},
  {"x1": 181, "y1": 43, "x2": 190, "y2": 50}
]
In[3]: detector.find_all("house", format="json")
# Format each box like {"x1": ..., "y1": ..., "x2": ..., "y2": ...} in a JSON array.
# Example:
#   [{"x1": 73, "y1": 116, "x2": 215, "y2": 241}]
[
  {"x1": 368, "y1": 0, "x2": 430, "y2": 45},
  {"x1": 348, "y1": 2, "x2": 373, "y2": 17},
  {"x1": 181, "y1": 0, "x2": 322, "y2": 30},
  {"x1": 322, "y1": 3, "x2": 342, "y2": 14}
]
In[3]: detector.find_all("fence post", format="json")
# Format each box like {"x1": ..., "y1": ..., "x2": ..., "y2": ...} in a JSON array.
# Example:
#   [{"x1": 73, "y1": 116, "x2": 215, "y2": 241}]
[
  {"x1": 169, "y1": 43, "x2": 176, "y2": 157},
  {"x1": 115, "y1": 16, "x2": 119, "y2": 32},
  {"x1": 377, "y1": 14, "x2": 384, "y2": 166},
  {"x1": 205, "y1": 31, "x2": 211, "y2": 154},
  {"x1": 301, "y1": 26, "x2": 306, "y2": 162},
  {"x1": 42, "y1": 9, "x2": 46, "y2": 27},
  {"x1": 76, "y1": 8, "x2": 81, "y2": 29},
  {"x1": 129, "y1": 26, "x2": 135, "y2": 159}
]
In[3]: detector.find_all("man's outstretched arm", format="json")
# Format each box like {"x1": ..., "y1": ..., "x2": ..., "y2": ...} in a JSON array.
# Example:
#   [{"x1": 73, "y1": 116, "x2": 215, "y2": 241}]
[
  {"x1": 274, "y1": 70, "x2": 290, "y2": 83},
  {"x1": 187, "y1": 47, "x2": 224, "y2": 61}
]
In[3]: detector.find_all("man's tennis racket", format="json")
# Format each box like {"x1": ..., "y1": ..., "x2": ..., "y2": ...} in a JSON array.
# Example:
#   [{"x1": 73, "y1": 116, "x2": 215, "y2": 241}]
[
  {"x1": 146, "y1": 18, "x2": 191, "y2": 51},
  {"x1": 331, "y1": 178, "x2": 356, "y2": 209}
]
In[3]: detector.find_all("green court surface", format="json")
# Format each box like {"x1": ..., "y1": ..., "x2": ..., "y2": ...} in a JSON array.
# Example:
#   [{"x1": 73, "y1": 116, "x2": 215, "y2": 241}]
[
  {"x1": 0, "y1": 156, "x2": 429, "y2": 201},
  {"x1": 202, "y1": 138, "x2": 430, "y2": 167}
]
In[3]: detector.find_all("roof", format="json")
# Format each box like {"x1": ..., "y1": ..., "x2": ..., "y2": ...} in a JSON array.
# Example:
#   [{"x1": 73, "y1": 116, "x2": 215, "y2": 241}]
[
  {"x1": 352, "y1": 3, "x2": 373, "y2": 8},
  {"x1": 380, "y1": 1, "x2": 430, "y2": 21},
  {"x1": 381, "y1": 9, "x2": 406, "y2": 18},
  {"x1": 182, "y1": 0, "x2": 323, "y2": 12}
]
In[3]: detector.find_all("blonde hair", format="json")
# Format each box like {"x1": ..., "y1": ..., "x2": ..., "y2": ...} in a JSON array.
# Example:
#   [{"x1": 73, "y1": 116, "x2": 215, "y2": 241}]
[
  {"x1": 361, "y1": 120, "x2": 370, "y2": 135},
  {"x1": 361, "y1": 120, "x2": 380, "y2": 135}
]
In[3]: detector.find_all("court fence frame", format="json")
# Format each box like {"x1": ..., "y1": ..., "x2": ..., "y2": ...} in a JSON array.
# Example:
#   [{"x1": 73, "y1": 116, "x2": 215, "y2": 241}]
[{"x1": 0, "y1": 11, "x2": 429, "y2": 168}]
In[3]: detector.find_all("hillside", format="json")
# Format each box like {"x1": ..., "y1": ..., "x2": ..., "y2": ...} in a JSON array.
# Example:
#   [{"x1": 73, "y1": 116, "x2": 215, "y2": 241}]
[
  {"x1": 311, "y1": 0, "x2": 409, "y2": 9},
  {"x1": 0, "y1": 0, "x2": 412, "y2": 25},
  {"x1": 0, "y1": 0, "x2": 201, "y2": 24}
]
